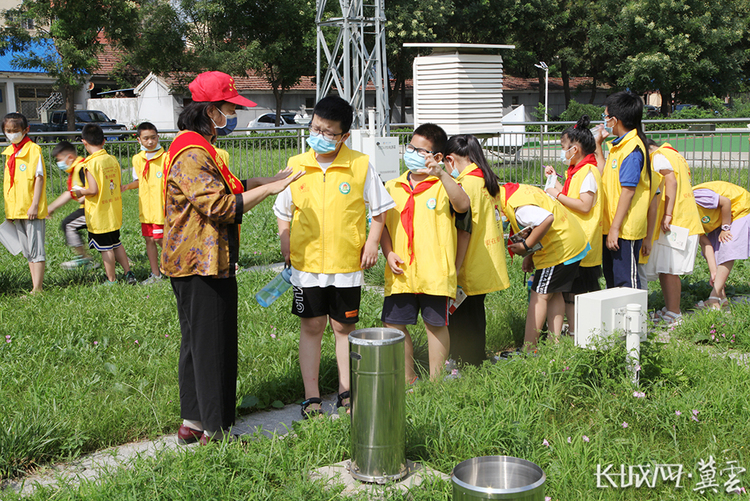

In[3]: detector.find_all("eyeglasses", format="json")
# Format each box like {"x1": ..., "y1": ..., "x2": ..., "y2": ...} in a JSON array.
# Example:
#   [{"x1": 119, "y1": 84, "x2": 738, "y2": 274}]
[
  {"x1": 405, "y1": 144, "x2": 436, "y2": 158},
  {"x1": 308, "y1": 125, "x2": 344, "y2": 142},
  {"x1": 601, "y1": 113, "x2": 615, "y2": 121}
]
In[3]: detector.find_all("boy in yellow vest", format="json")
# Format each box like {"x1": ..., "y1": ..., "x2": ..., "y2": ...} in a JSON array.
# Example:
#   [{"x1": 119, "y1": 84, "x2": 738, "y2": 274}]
[
  {"x1": 47, "y1": 140, "x2": 98, "y2": 270},
  {"x1": 2, "y1": 113, "x2": 47, "y2": 293},
  {"x1": 122, "y1": 122, "x2": 166, "y2": 284},
  {"x1": 640, "y1": 139, "x2": 702, "y2": 325},
  {"x1": 500, "y1": 183, "x2": 588, "y2": 347},
  {"x1": 381, "y1": 123, "x2": 471, "y2": 381},
  {"x1": 75, "y1": 124, "x2": 136, "y2": 285},
  {"x1": 594, "y1": 91, "x2": 652, "y2": 289},
  {"x1": 274, "y1": 96, "x2": 395, "y2": 418}
]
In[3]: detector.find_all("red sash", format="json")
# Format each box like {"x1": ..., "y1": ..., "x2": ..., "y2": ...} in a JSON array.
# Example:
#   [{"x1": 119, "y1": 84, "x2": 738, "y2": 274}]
[
  {"x1": 164, "y1": 131, "x2": 244, "y2": 197},
  {"x1": 399, "y1": 177, "x2": 439, "y2": 264},
  {"x1": 562, "y1": 153, "x2": 597, "y2": 196},
  {"x1": 6, "y1": 136, "x2": 31, "y2": 190}
]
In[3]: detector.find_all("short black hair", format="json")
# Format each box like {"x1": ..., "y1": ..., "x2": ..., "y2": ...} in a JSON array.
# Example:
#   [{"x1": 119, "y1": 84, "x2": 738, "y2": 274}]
[
  {"x1": 52, "y1": 140, "x2": 77, "y2": 157},
  {"x1": 413, "y1": 123, "x2": 447, "y2": 154},
  {"x1": 604, "y1": 91, "x2": 643, "y2": 131},
  {"x1": 137, "y1": 122, "x2": 158, "y2": 137},
  {"x1": 82, "y1": 124, "x2": 105, "y2": 146},
  {"x1": 561, "y1": 115, "x2": 596, "y2": 155},
  {"x1": 177, "y1": 101, "x2": 225, "y2": 137},
  {"x1": 2, "y1": 112, "x2": 28, "y2": 132},
  {"x1": 312, "y1": 96, "x2": 354, "y2": 133}
]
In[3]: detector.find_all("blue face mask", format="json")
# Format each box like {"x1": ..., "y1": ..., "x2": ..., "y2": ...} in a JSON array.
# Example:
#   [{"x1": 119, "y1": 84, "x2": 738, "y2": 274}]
[
  {"x1": 306, "y1": 134, "x2": 338, "y2": 154},
  {"x1": 140, "y1": 142, "x2": 160, "y2": 152},
  {"x1": 214, "y1": 110, "x2": 238, "y2": 136},
  {"x1": 57, "y1": 160, "x2": 69, "y2": 171},
  {"x1": 404, "y1": 149, "x2": 427, "y2": 172}
]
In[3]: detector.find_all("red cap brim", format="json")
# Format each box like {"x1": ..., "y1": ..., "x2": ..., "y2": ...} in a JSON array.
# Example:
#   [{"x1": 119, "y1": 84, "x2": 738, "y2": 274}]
[{"x1": 226, "y1": 94, "x2": 257, "y2": 107}]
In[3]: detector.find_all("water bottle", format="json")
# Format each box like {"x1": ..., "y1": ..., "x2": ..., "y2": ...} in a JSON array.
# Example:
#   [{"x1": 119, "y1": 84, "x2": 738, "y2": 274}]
[{"x1": 255, "y1": 267, "x2": 292, "y2": 307}]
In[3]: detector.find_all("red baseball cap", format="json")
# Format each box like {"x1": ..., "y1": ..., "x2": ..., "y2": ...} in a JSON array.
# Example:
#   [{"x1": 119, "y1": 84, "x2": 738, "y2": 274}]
[{"x1": 189, "y1": 71, "x2": 257, "y2": 107}]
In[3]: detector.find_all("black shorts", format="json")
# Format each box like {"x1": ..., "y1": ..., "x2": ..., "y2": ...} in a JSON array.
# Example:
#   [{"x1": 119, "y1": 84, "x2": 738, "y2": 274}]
[
  {"x1": 291, "y1": 285, "x2": 361, "y2": 323},
  {"x1": 381, "y1": 293, "x2": 450, "y2": 327},
  {"x1": 88, "y1": 229, "x2": 122, "y2": 251},
  {"x1": 569, "y1": 265, "x2": 603, "y2": 295},
  {"x1": 532, "y1": 261, "x2": 580, "y2": 295}
]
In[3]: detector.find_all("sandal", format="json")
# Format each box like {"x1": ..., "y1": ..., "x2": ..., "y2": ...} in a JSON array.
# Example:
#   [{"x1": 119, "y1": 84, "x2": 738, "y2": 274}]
[
  {"x1": 300, "y1": 397, "x2": 322, "y2": 419},
  {"x1": 653, "y1": 309, "x2": 683, "y2": 327},
  {"x1": 336, "y1": 391, "x2": 350, "y2": 409},
  {"x1": 694, "y1": 296, "x2": 725, "y2": 311}
]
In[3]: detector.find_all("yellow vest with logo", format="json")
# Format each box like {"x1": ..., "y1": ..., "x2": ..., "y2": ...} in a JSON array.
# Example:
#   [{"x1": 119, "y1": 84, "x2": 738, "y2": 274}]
[
  {"x1": 602, "y1": 129, "x2": 650, "y2": 239},
  {"x1": 564, "y1": 163, "x2": 603, "y2": 267},
  {"x1": 2, "y1": 140, "x2": 48, "y2": 219},
  {"x1": 288, "y1": 145, "x2": 368, "y2": 274},
  {"x1": 132, "y1": 149, "x2": 166, "y2": 224},
  {"x1": 500, "y1": 184, "x2": 587, "y2": 270},
  {"x1": 84, "y1": 149, "x2": 123, "y2": 233},
  {"x1": 693, "y1": 181, "x2": 750, "y2": 233},
  {"x1": 456, "y1": 165, "x2": 510, "y2": 295},
  {"x1": 384, "y1": 171, "x2": 458, "y2": 297}
]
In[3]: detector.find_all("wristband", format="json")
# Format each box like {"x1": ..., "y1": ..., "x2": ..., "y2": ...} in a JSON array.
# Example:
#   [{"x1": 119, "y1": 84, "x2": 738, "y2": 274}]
[
  {"x1": 722, "y1": 224, "x2": 731, "y2": 232},
  {"x1": 556, "y1": 192, "x2": 562, "y2": 200},
  {"x1": 522, "y1": 240, "x2": 530, "y2": 251}
]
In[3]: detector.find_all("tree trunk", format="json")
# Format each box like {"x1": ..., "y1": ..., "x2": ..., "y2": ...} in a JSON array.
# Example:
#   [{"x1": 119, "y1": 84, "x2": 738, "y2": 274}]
[
  {"x1": 659, "y1": 89, "x2": 671, "y2": 116},
  {"x1": 65, "y1": 85, "x2": 76, "y2": 132},
  {"x1": 272, "y1": 86, "x2": 285, "y2": 127},
  {"x1": 561, "y1": 59, "x2": 571, "y2": 108},
  {"x1": 589, "y1": 73, "x2": 597, "y2": 104}
]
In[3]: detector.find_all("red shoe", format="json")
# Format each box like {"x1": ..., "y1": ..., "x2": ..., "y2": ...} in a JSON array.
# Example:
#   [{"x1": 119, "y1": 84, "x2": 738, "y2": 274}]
[{"x1": 177, "y1": 425, "x2": 203, "y2": 445}]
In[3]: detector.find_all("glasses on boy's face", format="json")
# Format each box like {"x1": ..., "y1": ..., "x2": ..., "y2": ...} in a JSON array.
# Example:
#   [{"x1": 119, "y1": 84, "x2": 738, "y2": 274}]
[
  {"x1": 308, "y1": 125, "x2": 343, "y2": 142},
  {"x1": 405, "y1": 144, "x2": 436, "y2": 158},
  {"x1": 601, "y1": 113, "x2": 615, "y2": 121}
]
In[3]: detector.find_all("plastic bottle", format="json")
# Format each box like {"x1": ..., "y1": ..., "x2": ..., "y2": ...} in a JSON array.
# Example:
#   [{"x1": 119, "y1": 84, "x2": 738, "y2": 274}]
[{"x1": 255, "y1": 267, "x2": 292, "y2": 307}]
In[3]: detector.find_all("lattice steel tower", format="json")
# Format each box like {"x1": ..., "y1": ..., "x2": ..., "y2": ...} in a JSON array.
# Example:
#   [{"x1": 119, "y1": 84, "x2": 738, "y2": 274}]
[{"x1": 315, "y1": 0, "x2": 390, "y2": 136}]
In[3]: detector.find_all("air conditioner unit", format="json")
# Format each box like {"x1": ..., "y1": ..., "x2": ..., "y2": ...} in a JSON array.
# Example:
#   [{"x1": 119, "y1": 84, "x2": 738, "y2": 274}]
[{"x1": 575, "y1": 288, "x2": 648, "y2": 349}]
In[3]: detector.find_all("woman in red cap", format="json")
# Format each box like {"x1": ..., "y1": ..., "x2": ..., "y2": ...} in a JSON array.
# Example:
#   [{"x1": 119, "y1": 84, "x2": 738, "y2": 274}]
[{"x1": 163, "y1": 71, "x2": 302, "y2": 444}]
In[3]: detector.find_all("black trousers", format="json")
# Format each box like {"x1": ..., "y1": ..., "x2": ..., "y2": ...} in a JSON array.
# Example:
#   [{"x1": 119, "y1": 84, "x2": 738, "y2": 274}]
[
  {"x1": 447, "y1": 294, "x2": 487, "y2": 367},
  {"x1": 171, "y1": 275, "x2": 238, "y2": 433}
]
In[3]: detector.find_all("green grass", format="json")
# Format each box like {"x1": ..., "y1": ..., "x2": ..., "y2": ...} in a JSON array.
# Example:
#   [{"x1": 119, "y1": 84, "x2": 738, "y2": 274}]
[{"x1": 3, "y1": 162, "x2": 750, "y2": 499}]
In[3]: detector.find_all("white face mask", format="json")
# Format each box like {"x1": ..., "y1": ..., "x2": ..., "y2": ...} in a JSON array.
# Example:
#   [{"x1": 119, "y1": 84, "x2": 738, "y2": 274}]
[
  {"x1": 6, "y1": 132, "x2": 24, "y2": 144},
  {"x1": 559, "y1": 147, "x2": 573, "y2": 164}
]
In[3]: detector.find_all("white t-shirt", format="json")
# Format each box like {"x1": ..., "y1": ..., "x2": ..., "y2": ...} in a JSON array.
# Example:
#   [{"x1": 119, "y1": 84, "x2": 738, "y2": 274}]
[
  {"x1": 578, "y1": 171, "x2": 597, "y2": 194},
  {"x1": 35, "y1": 157, "x2": 44, "y2": 177},
  {"x1": 273, "y1": 160, "x2": 395, "y2": 287},
  {"x1": 131, "y1": 150, "x2": 161, "y2": 181},
  {"x1": 652, "y1": 153, "x2": 673, "y2": 175},
  {"x1": 515, "y1": 205, "x2": 553, "y2": 229}
]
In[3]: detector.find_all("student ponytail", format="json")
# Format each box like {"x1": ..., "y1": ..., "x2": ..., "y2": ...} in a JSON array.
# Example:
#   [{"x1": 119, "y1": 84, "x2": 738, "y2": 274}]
[
  {"x1": 561, "y1": 115, "x2": 596, "y2": 155},
  {"x1": 444, "y1": 134, "x2": 500, "y2": 197}
]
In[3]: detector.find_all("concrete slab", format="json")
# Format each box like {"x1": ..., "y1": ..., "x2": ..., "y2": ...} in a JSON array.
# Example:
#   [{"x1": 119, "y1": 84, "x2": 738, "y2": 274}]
[
  {"x1": 310, "y1": 460, "x2": 449, "y2": 498},
  {"x1": 232, "y1": 393, "x2": 339, "y2": 437}
]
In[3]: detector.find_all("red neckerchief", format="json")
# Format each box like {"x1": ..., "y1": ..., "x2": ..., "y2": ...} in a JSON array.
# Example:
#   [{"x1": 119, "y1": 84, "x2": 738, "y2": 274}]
[
  {"x1": 500, "y1": 183, "x2": 521, "y2": 258},
  {"x1": 143, "y1": 156, "x2": 151, "y2": 179},
  {"x1": 66, "y1": 157, "x2": 85, "y2": 192},
  {"x1": 562, "y1": 153, "x2": 597, "y2": 196},
  {"x1": 164, "y1": 131, "x2": 243, "y2": 198},
  {"x1": 662, "y1": 145, "x2": 678, "y2": 153},
  {"x1": 463, "y1": 166, "x2": 484, "y2": 178},
  {"x1": 6, "y1": 136, "x2": 31, "y2": 189},
  {"x1": 399, "y1": 175, "x2": 439, "y2": 264}
]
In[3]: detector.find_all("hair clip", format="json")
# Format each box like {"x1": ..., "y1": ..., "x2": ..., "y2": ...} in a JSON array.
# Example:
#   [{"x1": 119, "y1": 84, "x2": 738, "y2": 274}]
[{"x1": 573, "y1": 124, "x2": 578, "y2": 129}]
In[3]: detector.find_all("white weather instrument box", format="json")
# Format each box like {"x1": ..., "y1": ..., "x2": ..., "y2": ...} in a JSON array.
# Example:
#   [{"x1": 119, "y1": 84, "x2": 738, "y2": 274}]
[{"x1": 575, "y1": 287, "x2": 648, "y2": 348}]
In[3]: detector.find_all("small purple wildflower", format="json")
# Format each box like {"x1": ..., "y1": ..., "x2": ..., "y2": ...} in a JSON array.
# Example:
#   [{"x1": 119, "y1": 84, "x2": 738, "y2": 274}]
[
  {"x1": 622, "y1": 422, "x2": 628, "y2": 428},
  {"x1": 542, "y1": 439, "x2": 550, "y2": 447},
  {"x1": 583, "y1": 435, "x2": 590, "y2": 442},
  {"x1": 675, "y1": 410, "x2": 682, "y2": 416},
  {"x1": 93, "y1": 341, "x2": 98, "y2": 345},
  {"x1": 567, "y1": 437, "x2": 571, "y2": 444}
]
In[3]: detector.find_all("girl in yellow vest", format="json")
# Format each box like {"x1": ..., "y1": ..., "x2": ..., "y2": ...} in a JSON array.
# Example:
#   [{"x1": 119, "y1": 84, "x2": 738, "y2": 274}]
[
  {"x1": 499, "y1": 183, "x2": 588, "y2": 347},
  {"x1": 122, "y1": 122, "x2": 167, "y2": 284},
  {"x1": 594, "y1": 91, "x2": 652, "y2": 289},
  {"x1": 2, "y1": 112, "x2": 47, "y2": 294},
  {"x1": 692, "y1": 181, "x2": 750, "y2": 309},
  {"x1": 544, "y1": 115, "x2": 602, "y2": 339},
  {"x1": 641, "y1": 139, "x2": 702, "y2": 325},
  {"x1": 381, "y1": 123, "x2": 471, "y2": 382},
  {"x1": 443, "y1": 134, "x2": 510, "y2": 366}
]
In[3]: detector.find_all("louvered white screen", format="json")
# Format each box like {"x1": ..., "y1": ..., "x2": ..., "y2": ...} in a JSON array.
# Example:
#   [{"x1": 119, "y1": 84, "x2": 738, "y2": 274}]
[{"x1": 413, "y1": 53, "x2": 504, "y2": 135}]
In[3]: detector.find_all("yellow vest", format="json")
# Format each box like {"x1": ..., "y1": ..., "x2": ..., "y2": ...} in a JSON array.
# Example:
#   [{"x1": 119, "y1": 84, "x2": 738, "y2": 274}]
[
  {"x1": 602, "y1": 129, "x2": 650, "y2": 239},
  {"x1": 384, "y1": 172, "x2": 458, "y2": 297},
  {"x1": 2, "y1": 140, "x2": 48, "y2": 219},
  {"x1": 456, "y1": 164, "x2": 510, "y2": 294},
  {"x1": 564, "y1": 163, "x2": 603, "y2": 267},
  {"x1": 500, "y1": 184, "x2": 588, "y2": 270},
  {"x1": 693, "y1": 181, "x2": 750, "y2": 233},
  {"x1": 653, "y1": 144, "x2": 702, "y2": 236},
  {"x1": 84, "y1": 149, "x2": 123, "y2": 233},
  {"x1": 132, "y1": 149, "x2": 166, "y2": 224},
  {"x1": 288, "y1": 145, "x2": 369, "y2": 273},
  {"x1": 67, "y1": 157, "x2": 87, "y2": 208}
]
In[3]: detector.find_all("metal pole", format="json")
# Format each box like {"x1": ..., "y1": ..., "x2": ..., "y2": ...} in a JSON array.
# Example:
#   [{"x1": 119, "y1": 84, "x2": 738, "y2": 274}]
[{"x1": 544, "y1": 66, "x2": 549, "y2": 135}]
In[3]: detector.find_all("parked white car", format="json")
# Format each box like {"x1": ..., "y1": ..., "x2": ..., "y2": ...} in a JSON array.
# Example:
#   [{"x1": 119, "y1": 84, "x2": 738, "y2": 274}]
[{"x1": 246, "y1": 113, "x2": 299, "y2": 131}]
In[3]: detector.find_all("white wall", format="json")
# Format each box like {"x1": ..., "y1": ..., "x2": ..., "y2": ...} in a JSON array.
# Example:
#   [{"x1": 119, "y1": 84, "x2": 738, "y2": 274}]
[
  {"x1": 86, "y1": 97, "x2": 138, "y2": 126},
  {"x1": 135, "y1": 78, "x2": 182, "y2": 130}
]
